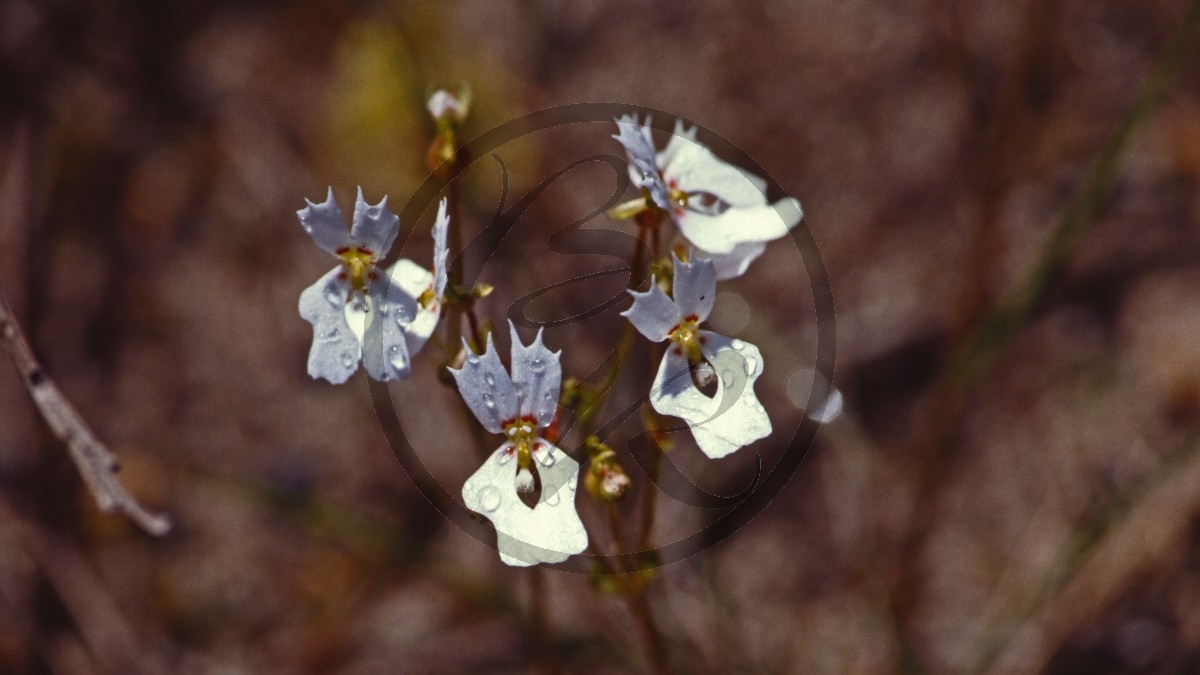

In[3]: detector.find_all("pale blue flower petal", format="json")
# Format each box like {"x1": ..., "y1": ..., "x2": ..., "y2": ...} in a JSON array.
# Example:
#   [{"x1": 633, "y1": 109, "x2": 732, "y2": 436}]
[
  {"x1": 386, "y1": 259, "x2": 438, "y2": 357},
  {"x1": 621, "y1": 275, "x2": 680, "y2": 343},
  {"x1": 705, "y1": 241, "x2": 768, "y2": 281},
  {"x1": 509, "y1": 322, "x2": 562, "y2": 428},
  {"x1": 658, "y1": 119, "x2": 699, "y2": 169},
  {"x1": 663, "y1": 140, "x2": 767, "y2": 209},
  {"x1": 671, "y1": 253, "x2": 717, "y2": 322},
  {"x1": 432, "y1": 198, "x2": 450, "y2": 302},
  {"x1": 450, "y1": 333, "x2": 520, "y2": 434},
  {"x1": 360, "y1": 274, "x2": 420, "y2": 382},
  {"x1": 298, "y1": 268, "x2": 362, "y2": 384},
  {"x1": 676, "y1": 197, "x2": 802, "y2": 255},
  {"x1": 297, "y1": 187, "x2": 354, "y2": 256},
  {"x1": 613, "y1": 115, "x2": 670, "y2": 210},
  {"x1": 463, "y1": 442, "x2": 587, "y2": 567},
  {"x1": 349, "y1": 187, "x2": 400, "y2": 256},
  {"x1": 649, "y1": 331, "x2": 771, "y2": 459}
]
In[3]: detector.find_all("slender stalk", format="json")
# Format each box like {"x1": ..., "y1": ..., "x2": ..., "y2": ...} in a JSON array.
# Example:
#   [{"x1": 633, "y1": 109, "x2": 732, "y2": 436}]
[
  {"x1": 529, "y1": 567, "x2": 558, "y2": 675},
  {"x1": 0, "y1": 289, "x2": 169, "y2": 535}
]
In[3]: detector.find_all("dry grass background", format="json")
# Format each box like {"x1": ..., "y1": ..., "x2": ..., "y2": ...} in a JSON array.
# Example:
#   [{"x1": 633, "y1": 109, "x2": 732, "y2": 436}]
[{"x1": 4, "y1": 0, "x2": 1200, "y2": 673}]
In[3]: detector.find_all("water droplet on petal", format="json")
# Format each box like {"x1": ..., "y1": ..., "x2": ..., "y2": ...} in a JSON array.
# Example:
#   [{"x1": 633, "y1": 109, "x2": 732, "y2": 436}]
[
  {"x1": 483, "y1": 393, "x2": 495, "y2": 409},
  {"x1": 388, "y1": 344, "x2": 407, "y2": 370},
  {"x1": 731, "y1": 339, "x2": 745, "y2": 351},
  {"x1": 496, "y1": 450, "x2": 514, "y2": 465},
  {"x1": 744, "y1": 358, "x2": 758, "y2": 376},
  {"x1": 720, "y1": 369, "x2": 736, "y2": 386},
  {"x1": 326, "y1": 291, "x2": 341, "y2": 305},
  {"x1": 545, "y1": 491, "x2": 561, "y2": 507},
  {"x1": 530, "y1": 357, "x2": 545, "y2": 372},
  {"x1": 341, "y1": 353, "x2": 354, "y2": 368},
  {"x1": 467, "y1": 355, "x2": 480, "y2": 365},
  {"x1": 536, "y1": 449, "x2": 556, "y2": 467},
  {"x1": 485, "y1": 374, "x2": 495, "y2": 387},
  {"x1": 409, "y1": 267, "x2": 427, "y2": 283},
  {"x1": 322, "y1": 327, "x2": 340, "y2": 339},
  {"x1": 567, "y1": 474, "x2": 578, "y2": 491},
  {"x1": 477, "y1": 486, "x2": 501, "y2": 512}
]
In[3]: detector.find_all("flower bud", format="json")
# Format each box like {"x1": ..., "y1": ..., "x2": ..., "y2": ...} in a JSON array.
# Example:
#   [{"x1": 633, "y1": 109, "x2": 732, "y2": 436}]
[{"x1": 585, "y1": 446, "x2": 630, "y2": 502}]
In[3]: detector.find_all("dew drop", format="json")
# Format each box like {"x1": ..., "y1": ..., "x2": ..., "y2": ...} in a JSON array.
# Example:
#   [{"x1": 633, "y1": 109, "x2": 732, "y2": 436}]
[
  {"x1": 567, "y1": 474, "x2": 578, "y2": 491},
  {"x1": 545, "y1": 491, "x2": 561, "y2": 507},
  {"x1": 530, "y1": 357, "x2": 545, "y2": 372},
  {"x1": 483, "y1": 393, "x2": 496, "y2": 409},
  {"x1": 388, "y1": 345, "x2": 407, "y2": 370},
  {"x1": 467, "y1": 355, "x2": 481, "y2": 365},
  {"x1": 322, "y1": 327, "x2": 340, "y2": 339},
  {"x1": 340, "y1": 353, "x2": 354, "y2": 368},
  {"x1": 485, "y1": 374, "x2": 495, "y2": 387},
  {"x1": 326, "y1": 291, "x2": 341, "y2": 305},
  {"x1": 731, "y1": 339, "x2": 745, "y2": 351},
  {"x1": 536, "y1": 449, "x2": 556, "y2": 468},
  {"x1": 477, "y1": 486, "x2": 501, "y2": 512},
  {"x1": 496, "y1": 450, "x2": 514, "y2": 465},
  {"x1": 721, "y1": 369, "x2": 736, "y2": 386},
  {"x1": 410, "y1": 267, "x2": 427, "y2": 283},
  {"x1": 744, "y1": 358, "x2": 758, "y2": 376}
]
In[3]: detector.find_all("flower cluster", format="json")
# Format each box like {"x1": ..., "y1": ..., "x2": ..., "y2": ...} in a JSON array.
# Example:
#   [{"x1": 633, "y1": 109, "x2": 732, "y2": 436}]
[{"x1": 294, "y1": 110, "x2": 805, "y2": 566}]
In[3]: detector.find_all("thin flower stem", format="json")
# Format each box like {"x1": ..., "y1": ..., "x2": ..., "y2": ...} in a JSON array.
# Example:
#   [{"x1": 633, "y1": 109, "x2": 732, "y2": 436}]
[
  {"x1": 0, "y1": 289, "x2": 170, "y2": 536},
  {"x1": 637, "y1": 440, "x2": 663, "y2": 549},
  {"x1": 528, "y1": 567, "x2": 559, "y2": 675}
]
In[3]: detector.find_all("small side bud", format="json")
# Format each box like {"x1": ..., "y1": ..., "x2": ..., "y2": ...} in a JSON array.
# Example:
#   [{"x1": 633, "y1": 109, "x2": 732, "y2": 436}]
[
  {"x1": 585, "y1": 445, "x2": 631, "y2": 502},
  {"x1": 426, "y1": 85, "x2": 471, "y2": 125}
]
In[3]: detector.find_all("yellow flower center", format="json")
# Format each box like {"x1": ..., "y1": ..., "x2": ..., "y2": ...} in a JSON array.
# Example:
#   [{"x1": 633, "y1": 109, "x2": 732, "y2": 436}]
[
  {"x1": 337, "y1": 246, "x2": 377, "y2": 295},
  {"x1": 668, "y1": 315, "x2": 704, "y2": 363}
]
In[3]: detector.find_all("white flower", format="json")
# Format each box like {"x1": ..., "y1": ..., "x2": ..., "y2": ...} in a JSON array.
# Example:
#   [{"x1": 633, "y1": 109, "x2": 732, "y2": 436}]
[
  {"x1": 621, "y1": 253, "x2": 771, "y2": 458},
  {"x1": 297, "y1": 188, "x2": 449, "y2": 384},
  {"x1": 450, "y1": 321, "x2": 588, "y2": 567},
  {"x1": 613, "y1": 116, "x2": 804, "y2": 280}
]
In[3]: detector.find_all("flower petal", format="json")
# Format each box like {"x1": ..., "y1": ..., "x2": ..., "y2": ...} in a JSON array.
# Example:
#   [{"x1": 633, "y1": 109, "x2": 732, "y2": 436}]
[
  {"x1": 621, "y1": 275, "x2": 680, "y2": 343},
  {"x1": 462, "y1": 442, "x2": 587, "y2": 567},
  {"x1": 297, "y1": 187, "x2": 353, "y2": 256},
  {"x1": 509, "y1": 322, "x2": 562, "y2": 428},
  {"x1": 649, "y1": 331, "x2": 771, "y2": 458},
  {"x1": 298, "y1": 268, "x2": 362, "y2": 384},
  {"x1": 704, "y1": 241, "x2": 768, "y2": 281},
  {"x1": 386, "y1": 259, "x2": 438, "y2": 356},
  {"x1": 360, "y1": 275, "x2": 420, "y2": 381},
  {"x1": 349, "y1": 187, "x2": 400, "y2": 256},
  {"x1": 663, "y1": 140, "x2": 766, "y2": 209},
  {"x1": 613, "y1": 115, "x2": 671, "y2": 210},
  {"x1": 449, "y1": 332, "x2": 520, "y2": 434},
  {"x1": 675, "y1": 197, "x2": 802, "y2": 255},
  {"x1": 671, "y1": 252, "x2": 717, "y2": 322},
  {"x1": 431, "y1": 197, "x2": 450, "y2": 301},
  {"x1": 658, "y1": 119, "x2": 699, "y2": 169}
]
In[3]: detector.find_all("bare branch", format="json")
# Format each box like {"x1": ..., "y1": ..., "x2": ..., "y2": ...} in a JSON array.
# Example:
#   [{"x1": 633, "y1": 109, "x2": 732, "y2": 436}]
[{"x1": 0, "y1": 289, "x2": 171, "y2": 536}]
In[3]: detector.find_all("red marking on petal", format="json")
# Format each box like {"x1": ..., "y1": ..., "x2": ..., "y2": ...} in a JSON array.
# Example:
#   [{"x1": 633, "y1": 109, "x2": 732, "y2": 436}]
[
  {"x1": 356, "y1": 247, "x2": 373, "y2": 255},
  {"x1": 336, "y1": 247, "x2": 351, "y2": 254},
  {"x1": 337, "y1": 272, "x2": 348, "y2": 280},
  {"x1": 368, "y1": 271, "x2": 378, "y2": 280},
  {"x1": 674, "y1": 208, "x2": 684, "y2": 217},
  {"x1": 699, "y1": 336, "x2": 707, "y2": 345},
  {"x1": 684, "y1": 314, "x2": 699, "y2": 322},
  {"x1": 673, "y1": 347, "x2": 683, "y2": 356}
]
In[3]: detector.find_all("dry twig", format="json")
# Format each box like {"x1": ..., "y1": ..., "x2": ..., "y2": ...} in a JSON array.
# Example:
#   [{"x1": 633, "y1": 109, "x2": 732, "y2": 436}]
[{"x1": 0, "y1": 289, "x2": 170, "y2": 536}]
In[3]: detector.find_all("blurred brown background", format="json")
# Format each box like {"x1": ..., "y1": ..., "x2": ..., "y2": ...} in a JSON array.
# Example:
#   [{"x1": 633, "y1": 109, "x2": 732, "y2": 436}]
[{"x1": 4, "y1": 0, "x2": 1200, "y2": 673}]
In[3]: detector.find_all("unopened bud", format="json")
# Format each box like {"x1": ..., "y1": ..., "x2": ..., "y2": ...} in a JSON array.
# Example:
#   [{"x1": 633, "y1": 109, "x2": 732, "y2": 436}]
[
  {"x1": 426, "y1": 86, "x2": 470, "y2": 125},
  {"x1": 586, "y1": 447, "x2": 630, "y2": 502}
]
